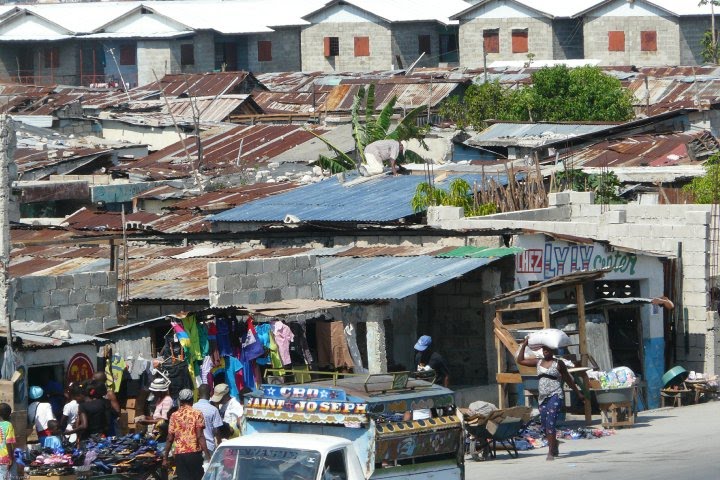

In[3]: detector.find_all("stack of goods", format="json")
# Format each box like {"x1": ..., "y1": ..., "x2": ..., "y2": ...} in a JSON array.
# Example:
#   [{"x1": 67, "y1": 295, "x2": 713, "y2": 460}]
[
  {"x1": 597, "y1": 367, "x2": 636, "y2": 389},
  {"x1": 518, "y1": 329, "x2": 573, "y2": 359},
  {"x1": 514, "y1": 419, "x2": 617, "y2": 451},
  {"x1": 78, "y1": 434, "x2": 162, "y2": 476},
  {"x1": 24, "y1": 451, "x2": 74, "y2": 477},
  {"x1": 21, "y1": 434, "x2": 162, "y2": 478}
]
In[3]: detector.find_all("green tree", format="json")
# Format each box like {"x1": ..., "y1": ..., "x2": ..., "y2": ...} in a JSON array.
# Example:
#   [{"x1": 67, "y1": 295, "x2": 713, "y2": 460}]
[
  {"x1": 682, "y1": 153, "x2": 720, "y2": 203},
  {"x1": 411, "y1": 178, "x2": 497, "y2": 216},
  {"x1": 308, "y1": 84, "x2": 429, "y2": 173},
  {"x1": 555, "y1": 168, "x2": 624, "y2": 204},
  {"x1": 700, "y1": 1, "x2": 720, "y2": 64},
  {"x1": 439, "y1": 66, "x2": 634, "y2": 127}
]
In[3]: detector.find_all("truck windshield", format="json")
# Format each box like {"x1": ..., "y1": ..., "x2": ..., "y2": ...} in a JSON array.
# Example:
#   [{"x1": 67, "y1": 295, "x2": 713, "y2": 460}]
[{"x1": 204, "y1": 446, "x2": 321, "y2": 480}]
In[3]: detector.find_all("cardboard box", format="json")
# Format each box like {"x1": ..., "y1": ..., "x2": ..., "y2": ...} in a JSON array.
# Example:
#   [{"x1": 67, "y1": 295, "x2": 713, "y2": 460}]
[
  {"x1": 10, "y1": 410, "x2": 26, "y2": 450},
  {"x1": 0, "y1": 380, "x2": 13, "y2": 406}
]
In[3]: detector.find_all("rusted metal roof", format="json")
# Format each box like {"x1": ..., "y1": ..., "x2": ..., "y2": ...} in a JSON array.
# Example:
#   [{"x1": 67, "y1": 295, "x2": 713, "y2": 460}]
[
  {"x1": 553, "y1": 130, "x2": 720, "y2": 169},
  {"x1": 167, "y1": 183, "x2": 298, "y2": 211},
  {"x1": 117, "y1": 124, "x2": 326, "y2": 180},
  {"x1": 140, "y1": 71, "x2": 266, "y2": 98},
  {"x1": 333, "y1": 245, "x2": 456, "y2": 257}
]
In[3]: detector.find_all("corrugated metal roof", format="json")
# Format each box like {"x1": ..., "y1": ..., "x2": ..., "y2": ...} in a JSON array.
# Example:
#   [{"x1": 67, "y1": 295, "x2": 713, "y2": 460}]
[
  {"x1": 304, "y1": 0, "x2": 468, "y2": 24},
  {"x1": 467, "y1": 122, "x2": 619, "y2": 148},
  {"x1": 452, "y1": 0, "x2": 604, "y2": 19},
  {"x1": 553, "y1": 130, "x2": 720, "y2": 169},
  {"x1": 437, "y1": 246, "x2": 523, "y2": 258},
  {"x1": 209, "y1": 173, "x2": 510, "y2": 223},
  {"x1": 319, "y1": 256, "x2": 501, "y2": 301}
]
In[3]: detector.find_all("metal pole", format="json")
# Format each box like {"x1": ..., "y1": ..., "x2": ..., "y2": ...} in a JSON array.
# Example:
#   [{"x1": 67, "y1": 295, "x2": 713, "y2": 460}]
[{"x1": 0, "y1": 118, "x2": 15, "y2": 348}]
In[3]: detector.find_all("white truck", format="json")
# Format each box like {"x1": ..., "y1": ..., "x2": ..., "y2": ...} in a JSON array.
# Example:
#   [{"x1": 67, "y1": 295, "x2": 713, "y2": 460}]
[{"x1": 203, "y1": 373, "x2": 464, "y2": 480}]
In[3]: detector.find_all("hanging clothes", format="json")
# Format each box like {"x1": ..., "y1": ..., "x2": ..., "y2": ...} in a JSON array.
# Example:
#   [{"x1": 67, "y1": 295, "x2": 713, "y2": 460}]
[
  {"x1": 271, "y1": 320, "x2": 295, "y2": 366},
  {"x1": 255, "y1": 323, "x2": 273, "y2": 366},
  {"x1": 316, "y1": 321, "x2": 353, "y2": 369},
  {"x1": 200, "y1": 356, "x2": 214, "y2": 385},
  {"x1": 289, "y1": 321, "x2": 313, "y2": 365},
  {"x1": 224, "y1": 357, "x2": 244, "y2": 398},
  {"x1": 241, "y1": 317, "x2": 265, "y2": 362},
  {"x1": 216, "y1": 318, "x2": 233, "y2": 357},
  {"x1": 198, "y1": 323, "x2": 210, "y2": 357},
  {"x1": 182, "y1": 315, "x2": 203, "y2": 362},
  {"x1": 161, "y1": 359, "x2": 194, "y2": 399},
  {"x1": 105, "y1": 355, "x2": 126, "y2": 393},
  {"x1": 207, "y1": 321, "x2": 220, "y2": 364}
]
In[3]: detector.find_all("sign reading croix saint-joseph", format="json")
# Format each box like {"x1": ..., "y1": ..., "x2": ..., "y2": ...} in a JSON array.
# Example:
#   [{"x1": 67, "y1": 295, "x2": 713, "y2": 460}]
[{"x1": 248, "y1": 385, "x2": 368, "y2": 415}]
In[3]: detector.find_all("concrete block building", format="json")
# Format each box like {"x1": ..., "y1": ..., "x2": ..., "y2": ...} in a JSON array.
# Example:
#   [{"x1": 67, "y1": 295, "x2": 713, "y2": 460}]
[
  {"x1": 299, "y1": 0, "x2": 468, "y2": 72},
  {"x1": 452, "y1": 0, "x2": 589, "y2": 68},
  {"x1": 580, "y1": 0, "x2": 714, "y2": 66}
]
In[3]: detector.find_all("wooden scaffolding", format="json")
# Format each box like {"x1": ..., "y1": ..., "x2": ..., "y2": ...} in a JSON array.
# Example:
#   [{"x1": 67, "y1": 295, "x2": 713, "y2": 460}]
[{"x1": 485, "y1": 268, "x2": 613, "y2": 424}]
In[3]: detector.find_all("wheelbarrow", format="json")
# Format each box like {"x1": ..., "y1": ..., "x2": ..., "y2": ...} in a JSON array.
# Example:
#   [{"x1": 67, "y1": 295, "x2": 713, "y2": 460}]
[{"x1": 461, "y1": 406, "x2": 532, "y2": 460}]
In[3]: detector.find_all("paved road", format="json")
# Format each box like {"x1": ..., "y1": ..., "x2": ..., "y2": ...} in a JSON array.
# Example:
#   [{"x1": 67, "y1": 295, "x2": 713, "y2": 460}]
[{"x1": 465, "y1": 401, "x2": 719, "y2": 480}]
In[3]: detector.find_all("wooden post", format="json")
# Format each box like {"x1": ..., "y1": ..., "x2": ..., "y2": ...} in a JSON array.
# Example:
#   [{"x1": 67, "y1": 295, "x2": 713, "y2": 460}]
[
  {"x1": 575, "y1": 283, "x2": 592, "y2": 423},
  {"x1": 495, "y1": 336, "x2": 505, "y2": 408},
  {"x1": 540, "y1": 287, "x2": 550, "y2": 328},
  {"x1": 0, "y1": 118, "x2": 15, "y2": 352}
]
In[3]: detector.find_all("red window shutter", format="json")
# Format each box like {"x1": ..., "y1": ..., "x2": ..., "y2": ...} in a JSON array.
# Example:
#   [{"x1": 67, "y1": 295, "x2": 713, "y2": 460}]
[
  {"x1": 324, "y1": 37, "x2": 331, "y2": 57},
  {"x1": 119, "y1": 45, "x2": 136, "y2": 66},
  {"x1": 641, "y1": 30, "x2": 657, "y2": 52},
  {"x1": 484, "y1": 30, "x2": 499, "y2": 54},
  {"x1": 418, "y1": 35, "x2": 431, "y2": 55},
  {"x1": 511, "y1": 30, "x2": 528, "y2": 53},
  {"x1": 354, "y1": 36, "x2": 369, "y2": 57},
  {"x1": 258, "y1": 41, "x2": 272, "y2": 62},
  {"x1": 608, "y1": 31, "x2": 625, "y2": 52}
]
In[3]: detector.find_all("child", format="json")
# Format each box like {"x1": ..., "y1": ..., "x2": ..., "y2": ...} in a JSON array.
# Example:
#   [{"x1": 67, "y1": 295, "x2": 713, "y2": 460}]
[
  {"x1": 42, "y1": 420, "x2": 63, "y2": 451},
  {"x1": 0, "y1": 403, "x2": 16, "y2": 480}
]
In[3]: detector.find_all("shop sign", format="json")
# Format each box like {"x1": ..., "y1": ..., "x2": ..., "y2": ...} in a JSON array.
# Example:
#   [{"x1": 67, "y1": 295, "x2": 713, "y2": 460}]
[
  {"x1": 516, "y1": 242, "x2": 638, "y2": 278},
  {"x1": 246, "y1": 396, "x2": 367, "y2": 415},
  {"x1": 261, "y1": 384, "x2": 347, "y2": 401},
  {"x1": 67, "y1": 353, "x2": 94, "y2": 383}
]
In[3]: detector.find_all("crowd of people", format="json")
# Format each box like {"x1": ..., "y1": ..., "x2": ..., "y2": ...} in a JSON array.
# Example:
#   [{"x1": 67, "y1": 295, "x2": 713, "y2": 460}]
[{"x1": 25, "y1": 372, "x2": 247, "y2": 480}]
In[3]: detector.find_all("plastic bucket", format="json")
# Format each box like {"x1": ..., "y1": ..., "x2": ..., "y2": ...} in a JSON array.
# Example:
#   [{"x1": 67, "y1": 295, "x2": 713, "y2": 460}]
[{"x1": 661, "y1": 366, "x2": 688, "y2": 388}]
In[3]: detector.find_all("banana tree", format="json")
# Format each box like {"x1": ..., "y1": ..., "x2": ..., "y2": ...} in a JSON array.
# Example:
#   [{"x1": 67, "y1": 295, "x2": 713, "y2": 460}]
[{"x1": 308, "y1": 83, "x2": 429, "y2": 173}]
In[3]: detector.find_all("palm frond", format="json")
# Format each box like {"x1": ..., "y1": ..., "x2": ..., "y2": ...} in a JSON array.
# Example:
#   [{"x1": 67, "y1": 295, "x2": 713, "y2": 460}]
[
  {"x1": 374, "y1": 96, "x2": 397, "y2": 137},
  {"x1": 399, "y1": 148, "x2": 426, "y2": 164},
  {"x1": 304, "y1": 127, "x2": 357, "y2": 172},
  {"x1": 311, "y1": 154, "x2": 356, "y2": 174},
  {"x1": 387, "y1": 104, "x2": 428, "y2": 141}
]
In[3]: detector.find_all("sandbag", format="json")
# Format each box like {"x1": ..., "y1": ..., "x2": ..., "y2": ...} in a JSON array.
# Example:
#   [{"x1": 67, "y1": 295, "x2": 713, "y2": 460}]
[{"x1": 528, "y1": 328, "x2": 571, "y2": 350}]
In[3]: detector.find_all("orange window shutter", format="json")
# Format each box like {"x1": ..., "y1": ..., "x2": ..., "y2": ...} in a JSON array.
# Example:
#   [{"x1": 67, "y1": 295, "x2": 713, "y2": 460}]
[
  {"x1": 608, "y1": 31, "x2": 625, "y2": 52},
  {"x1": 324, "y1": 37, "x2": 331, "y2": 57},
  {"x1": 511, "y1": 30, "x2": 528, "y2": 53},
  {"x1": 354, "y1": 37, "x2": 369, "y2": 57},
  {"x1": 641, "y1": 31, "x2": 657, "y2": 52}
]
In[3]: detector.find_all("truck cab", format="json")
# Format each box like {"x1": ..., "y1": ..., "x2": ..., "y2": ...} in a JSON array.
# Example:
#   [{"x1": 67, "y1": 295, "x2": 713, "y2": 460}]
[
  {"x1": 204, "y1": 433, "x2": 365, "y2": 480},
  {"x1": 204, "y1": 373, "x2": 464, "y2": 480}
]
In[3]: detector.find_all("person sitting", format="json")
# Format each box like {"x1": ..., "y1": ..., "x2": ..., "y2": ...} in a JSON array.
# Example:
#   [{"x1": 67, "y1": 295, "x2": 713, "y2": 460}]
[{"x1": 42, "y1": 420, "x2": 63, "y2": 451}]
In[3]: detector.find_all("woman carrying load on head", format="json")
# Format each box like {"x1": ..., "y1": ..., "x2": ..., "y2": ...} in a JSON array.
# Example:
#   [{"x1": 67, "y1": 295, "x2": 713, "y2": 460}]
[{"x1": 517, "y1": 336, "x2": 585, "y2": 461}]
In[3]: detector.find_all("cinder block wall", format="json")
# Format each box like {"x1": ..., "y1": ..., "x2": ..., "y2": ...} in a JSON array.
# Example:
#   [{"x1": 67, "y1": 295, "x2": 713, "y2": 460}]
[
  {"x1": 583, "y1": 14, "x2": 680, "y2": 66},
  {"x1": 458, "y1": 17, "x2": 553, "y2": 68},
  {"x1": 208, "y1": 255, "x2": 320, "y2": 307},
  {"x1": 11, "y1": 271, "x2": 118, "y2": 334},
  {"x1": 247, "y1": 27, "x2": 302, "y2": 73},
  {"x1": 301, "y1": 22, "x2": 391, "y2": 72},
  {"x1": 181, "y1": 31, "x2": 214, "y2": 74},
  {"x1": 391, "y1": 23, "x2": 441, "y2": 69},
  {"x1": 34, "y1": 40, "x2": 79, "y2": 85},
  {"x1": 137, "y1": 40, "x2": 176, "y2": 87},
  {"x1": 679, "y1": 17, "x2": 712, "y2": 65}
]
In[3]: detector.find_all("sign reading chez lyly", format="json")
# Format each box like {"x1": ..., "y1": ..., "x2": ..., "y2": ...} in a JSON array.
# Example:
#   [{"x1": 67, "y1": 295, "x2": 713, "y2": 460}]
[{"x1": 516, "y1": 242, "x2": 638, "y2": 278}]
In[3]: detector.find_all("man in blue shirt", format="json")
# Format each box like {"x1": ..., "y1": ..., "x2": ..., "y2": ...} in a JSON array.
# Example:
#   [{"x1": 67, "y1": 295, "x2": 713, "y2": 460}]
[{"x1": 192, "y1": 384, "x2": 223, "y2": 452}]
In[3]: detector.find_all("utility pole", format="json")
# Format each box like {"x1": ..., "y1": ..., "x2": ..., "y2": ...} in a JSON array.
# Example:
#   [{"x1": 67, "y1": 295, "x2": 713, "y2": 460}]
[{"x1": 0, "y1": 117, "x2": 15, "y2": 356}]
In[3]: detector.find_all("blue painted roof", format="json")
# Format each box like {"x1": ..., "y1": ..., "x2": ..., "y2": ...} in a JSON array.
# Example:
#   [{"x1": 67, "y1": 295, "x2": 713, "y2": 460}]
[
  {"x1": 319, "y1": 255, "x2": 502, "y2": 301},
  {"x1": 208, "y1": 173, "x2": 508, "y2": 223}
]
